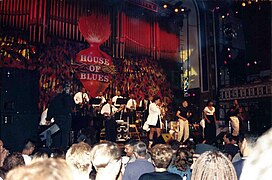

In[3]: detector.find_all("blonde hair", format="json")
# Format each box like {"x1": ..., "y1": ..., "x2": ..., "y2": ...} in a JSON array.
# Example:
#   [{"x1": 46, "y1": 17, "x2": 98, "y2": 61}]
[
  {"x1": 191, "y1": 151, "x2": 237, "y2": 180},
  {"x1": 151, "y1": 144, "x2": 173, "y2": 168},
  {"x1": 240, "y1": 128, "x2": 272, "y2": 180},
  {"x1": 90, "y1": 141, "x2": 121, "y2": 170},
  {"x1": 6, "y1": 158, "x2": 73, "y2": 180},
  {"x1": 66, "y1": 142, "x2": 92, "y2": 173}
]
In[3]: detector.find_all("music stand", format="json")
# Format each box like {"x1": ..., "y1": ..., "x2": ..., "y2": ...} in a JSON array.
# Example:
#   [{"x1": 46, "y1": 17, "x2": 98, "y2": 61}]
[
  {"x1": 91, "y1": 98, "x2": 102, "y2": 107},
  {"x1": 39, "y1": 124, "x2": 60, "y2": 147},
  {"x1": 116, "y1": 98, "x2": 128, "y2": 105}
]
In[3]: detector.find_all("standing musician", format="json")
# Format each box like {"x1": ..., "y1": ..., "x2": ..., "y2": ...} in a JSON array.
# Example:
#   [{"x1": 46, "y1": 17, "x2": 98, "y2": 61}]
[
  {"x1": 74, "y1": 87, "x2": 90, "y2": 116},
  {"x1": 101, "y1": 98, "x2": 124, "y2": 142},
  {"x1": 145, "y1": 96, "x2": 163, "y2": 149},
  {"x1": 126, "y1": 93, "x2": 137, "y2": 124},
  {"x1": 229, "y1": 99, "x2": 240, "y2": 136},
  {"x1": 176, "y1": 100, "x2": 191, "y2": 143}
]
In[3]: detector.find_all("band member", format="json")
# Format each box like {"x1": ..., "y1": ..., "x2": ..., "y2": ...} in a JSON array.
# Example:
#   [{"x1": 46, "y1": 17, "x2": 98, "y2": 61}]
[
  {"x1": 203, "y1": 100, "x2": 217, "y2": 144},
  {"x1": 74, "y1": 87, "x2": 89, "y2": 105},
  {"x1": 101, "y1": 98, "x2": 123, "y2": 142},
  {"x1": 96, "y1": 92, "x2": 106, "y2": 106},
  {"x1": 145, "y1": 96, "x2": 162, "y2": 149},
  {"x1": 126, "y1": 93, "x2": 137, "y2": 124},
  {"x1": 176, "y1": 100, "x2": 191, "y2": 143},
  {"x1": 112, "y1": 90, "x2": 123, "y2": 108},
  {"x1": 46, "y1": 85, "x2": 75, "y2": 150},
  {"x1": 229, "y1": 99, "x2": 240, "y2": 136}
]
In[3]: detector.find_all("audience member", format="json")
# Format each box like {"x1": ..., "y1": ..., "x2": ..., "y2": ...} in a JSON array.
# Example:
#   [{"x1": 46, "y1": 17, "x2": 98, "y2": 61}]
[
  {"x1": 0, "y1": 140, "x2": 9, "y2": 167},
  {"x1": 168, "y1": 147, "x2": 192, "y2": 179},
  {"x1": 90, "y1": 141, "x2": 122, "y2": 180},
  {"x1": 6, "y1": 158, "x2": 73, "y2": 180},
  {"x1": 233, "y1": 133, "x2": 258, "y2": 179},
  {"x1": 122, "y1": 139, "x2": 137, "y2": 168},
  {"x1": 240, "y1": 128, "x2": 272, "y2": 180},
  {"x1": 66, "y1": 142, "x2": 92, "y2": 180},
  {"x1": 2, "y1": 152, "x2": 25, "y2": 172},
  {"x1": 0, "y1": 167, "x2": 7, "y2": 180},
  {"x1": 21, "y1": 140, "x2": 35, "y2": 165},
  {"x1": 224, "y1": 133, "x2": 240, "y2": 160},
  {"x1": 123, "y1": 141, "x2": 154, "y2": 180},
  {"x1": 31, "y1": 151, "x2": 49, "y2": 163},
  {"x1": 191, "y1": 151, "x2": 237, "y2": 180},
  {"x1": 139, "y1": 144, "x2": 181, "y2": 180}
]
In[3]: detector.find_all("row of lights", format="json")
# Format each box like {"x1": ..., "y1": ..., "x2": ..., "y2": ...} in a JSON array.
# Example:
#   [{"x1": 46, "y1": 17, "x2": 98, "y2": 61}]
[{"x1": 163, "y1": 4, "x2": 186, "y2": 13}]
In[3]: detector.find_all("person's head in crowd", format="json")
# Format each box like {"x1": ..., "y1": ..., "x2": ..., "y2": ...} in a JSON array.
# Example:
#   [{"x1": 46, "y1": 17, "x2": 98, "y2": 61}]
[
  {"x1": 182, "y1": 100, "x2": 188, "y2": 108},
  {"x1": 238, "y1": 133, "x2": 258, "y2": 157},
  {"x1": 31, "y1": 151, "x2": 48, "y2": 163},
  {"x1": 3, "y1": 152, "x2": 25, "y2": 171},
  {"x1": 172, "y1": 147, "x2": 193, "y2": 172},
  {"x1": 90, "y1": 141, "x2": 122, "y2": 180},
  {"x1": 66, "y1": 142, "x2": 92, "y2": 180},
  {"x1": 240, "y1": 128, "x2": 272, "y2": 180},
  {"x1": 151, "y1": 144, "x2": 173, "y2": 169},
  {"x1": 81, "y1": 87, "x2": 86, "y2": 93},
  {"x1": 224, "y1": 133, "x2": 237, "y2": 145},
  {"x1": 50, "y1": 148, "x2": 65, "y2": 159},
  {"x1": 22, "y1": 140, "x2": 35, "y2": 156},
  {"x1": 6, "y1": 158, "x2": 73, "y2": 180},
  {"x1": 0, "y1": 139, "x2": 9, "y2": 167},
  {"x1": 148, "y1": 96, "x2": 153, "y2": 102},
  {"x1": 153, "y1": 96, "x2": 161, "y2": 106},
  {"x1": 233, "y1": 99, "x2": 239, "y2": 106},
  {"x1": 124, "y1": 139, "x2": 137, "y2": 157},
  {"x1": 191, "y1": 151, "x2": 237, "y2": 180},
  {"x1": 133, "y1": 141, "x2": 147, "y2": 159},
  {"x1": 116, "y1": 90, "x2": 121, "y2": 96},
  {"x1": 168, "y1": 140, "x2": 180, "y2": 154}
]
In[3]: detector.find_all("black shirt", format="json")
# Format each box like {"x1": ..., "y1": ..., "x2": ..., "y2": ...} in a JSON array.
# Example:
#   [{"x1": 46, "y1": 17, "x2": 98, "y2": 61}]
[
  {"x1": 177, "y1": 106, "x2": 189, "y2": 119},
  {"x1": 139, "y1": 171, "x2": 182, "y2": 180},
  {"x1": 229, "y1": 105, "x2": 239, "y2": 116}
]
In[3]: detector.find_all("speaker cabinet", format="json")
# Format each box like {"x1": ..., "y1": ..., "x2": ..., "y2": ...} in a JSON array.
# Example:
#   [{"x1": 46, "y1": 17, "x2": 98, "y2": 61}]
[{"x1": 116, "y1": 121, "x2": 129, "y2": 142}]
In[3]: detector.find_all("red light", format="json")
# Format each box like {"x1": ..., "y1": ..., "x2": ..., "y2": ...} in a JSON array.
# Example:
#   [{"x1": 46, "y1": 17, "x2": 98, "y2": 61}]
[{"x1": 224, "y1": 61, "x2": 227, "y2": 65}]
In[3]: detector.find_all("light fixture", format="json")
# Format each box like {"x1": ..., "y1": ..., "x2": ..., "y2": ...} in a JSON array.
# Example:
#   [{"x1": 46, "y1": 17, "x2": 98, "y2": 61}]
[
  {"x1": 181, "y1": 8, "x2": 185, "y2": 12},
  {"x1": 248, "y1": 1, "x2": 252, "y2": 4},
  {"x1": 254, "y1": 61, "x2": 257, "y2": 64},
  {"x1": 227, "y1": 48, "x2": 231, "y2": 51},
  {"x1": 216, "y1": 6, "x2": 220, "y2": 10},
  {"x1": 242, "y1": 2, "x2": 246, "y2": 7},
  {"x1": 222, "y1": 15, "x2": 225, "y2": 19},
  {"x1": 235, "y1": 11, "x2": 239, "y2": 14},
  {"x1": 174, "y1": 8, "x2": 179, "y2": 13},
  {"x1": 163, "y1": 4, "x2": 167, "y2": 9}
]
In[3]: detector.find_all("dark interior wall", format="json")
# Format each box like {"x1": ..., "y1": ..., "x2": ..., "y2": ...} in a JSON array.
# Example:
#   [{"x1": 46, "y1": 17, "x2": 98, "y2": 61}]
[{"x1": 0, "y1": 68, "x2": 39, "y2": 152}]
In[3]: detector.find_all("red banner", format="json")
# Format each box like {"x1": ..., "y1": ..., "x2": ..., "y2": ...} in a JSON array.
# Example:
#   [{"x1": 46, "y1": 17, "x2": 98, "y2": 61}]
[{"x1": 75, "y1": 15, "x2": 114, "y2": 97}]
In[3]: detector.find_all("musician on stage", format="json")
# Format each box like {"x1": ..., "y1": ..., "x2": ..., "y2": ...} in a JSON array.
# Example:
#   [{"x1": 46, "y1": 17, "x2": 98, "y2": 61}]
[
  {"x1": 101, "y1": 98, "x2": 123, "y2": 142},
  {"x1": 203, "y1": 100, "x2": 217, "y2": 144},
  {"x1": 145, "y1": 96, "x2": 163, "y2": 149},
  {"x1": 229, "y1": 99, "x2": 240, "y2": 136},
  {"x1": 46, "y1": 85, "x2": 75, "y2": 150},
  {"x1": 74, "y1": 87, "x2": 89, "y2": 116},
  {"x1": 112, "y1": 90, "x2": 123, "y2": 108},
  {"x1": 95, "y1": 92, "x2": 106, "y2": 106},
  {"x1": 176, "y1": 100, "x2": 191, "y2": 143},
  {"x1": 126, "y1": 93, "x2": 137, "y2": 124}
]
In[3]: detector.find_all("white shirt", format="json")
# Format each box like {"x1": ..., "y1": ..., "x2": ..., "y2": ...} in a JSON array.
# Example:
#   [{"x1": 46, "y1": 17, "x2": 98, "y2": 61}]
[
  {"x1": 204, "y1": 106, "x2": 215, "y2": 115},
  {"x1": 126, "y1": 99, "x2": 137, "y2": 110},
  {"x1": 22, "y1": 154, "x2": 32, "y2": 165},
  {"x1": 74, "y1": 92, "x2": 89, "y2": 104},
  {"x1": 112, "y1": 95, "x2": 123, "y2": 107},
  {"x1": 146, "y1": 103, "x2": 162, "y2": 127},
  {"x1": 101, "y1": 103, "x2": 118, "y2": 116},
  {"x1": 40, "y1": 108, "x2": 54, "y2": 125}
]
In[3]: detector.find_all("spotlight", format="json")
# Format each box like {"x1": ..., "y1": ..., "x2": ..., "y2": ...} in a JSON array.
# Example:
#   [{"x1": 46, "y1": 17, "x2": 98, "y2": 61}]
[
  {"x1": 247, "y1": 63, "x2": 250, "y2": 67},
  {"x1": 174, "y1": 8, "x2": 179, "y2": 13},
  {"x1": 242, "y1": 2, "x2": 246, "y2": 7},
  {"x1": 163, "y1": 4, "x2": 167, "y2": 9},
  {"x1": 248, "y1": 1, "x2": 252, "y2": 4},
  {"x1": 235, "y1": 11, "x2": 239, "y2": 14},
  {"x1": 221, "y1": 15, "x2": 225, "y2": 19},
  {"x1": 227, "y1": 48, "x2": 231, "y2": 51},
  {"x1": 216, "y1": 6, "x2": 220, "y2": 10},
  {"x1": 224, "y1": 60, "x2": 227, "y2": 65},
  {"x1": 228, "y1": 54, "x2": 232, "y2": 58},
  {"x1": 226, "y1": 13, "x2": 230, "y2": 16},
  {"x1": 181, "y1": 8, "x2": 185, "y2": 12},
  {"x1": 254, "y1": 61, "x2": 257, "y2": 64}
]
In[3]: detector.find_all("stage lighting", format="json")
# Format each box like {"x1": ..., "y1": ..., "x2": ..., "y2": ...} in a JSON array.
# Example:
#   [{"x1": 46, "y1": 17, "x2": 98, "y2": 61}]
[
  {"x1": 235, "y1": 11, "x2": 239, "y2": 14},
  {"x1": 247, "y1": 63, "x2": 250, "y2": 67},
  {"x1": 181, "y1": 8, "x2": 185, "y2": 12},
  {"x1": 242, "y1": 2, "x2": 246, "y2": 7},
  {"x1": 248, "y1": 1, "x2": 252, "y2": 4},
  {"x1": 174, "y1": 8, "x2": 179, "y2": 13},
  {"x1": 221, "y1": 15, "x2": 225, "y2": 19},
  {"x1": 254, "y1": 61, "x2": 257, "y2": 64},
  {"x1": 227, "y1": 48, "x2": 231, "y2": 51},
  {"x1": 163, "y1": 4, "x2": 167, "y2": 9}
]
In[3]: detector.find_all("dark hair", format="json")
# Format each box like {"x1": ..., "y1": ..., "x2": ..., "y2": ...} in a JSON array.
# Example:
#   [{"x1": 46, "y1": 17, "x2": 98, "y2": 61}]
[
  {"x1": 23, "y1": 139, "x2": 35, "y2": 150},
  {"x1": 124, "y1": 139, "x2": 137, "y2": 146},
  {"x1": 173, "y1": 148, "x2": 192, "y2": 171},
  {"x1": 239, "y1": 133, "x2": 258, "y2": 148},
  {"x1": 207, "y1": 100, "x2": 213, "y2": 106},
  {"x1": 3, "y1": 152, "x2": 25, "y2": 171},
  {"x1": 169, "y1": 140, "x2": 180, "y2": 151},
  {"x1": 153, "y1": 96, "x2": 161, "y2": 102}
]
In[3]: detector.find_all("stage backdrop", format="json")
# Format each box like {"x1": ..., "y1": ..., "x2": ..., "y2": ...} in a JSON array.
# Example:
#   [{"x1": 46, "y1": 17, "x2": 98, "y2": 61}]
[{"x1": 73, "y1": 14, "x2": 116, "y2": 97}]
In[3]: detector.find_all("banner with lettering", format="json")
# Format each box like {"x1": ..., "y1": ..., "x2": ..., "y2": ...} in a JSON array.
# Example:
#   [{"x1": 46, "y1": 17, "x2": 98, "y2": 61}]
[{"x1": 74, "y1": 15, "x2": 115, "y2": 97}]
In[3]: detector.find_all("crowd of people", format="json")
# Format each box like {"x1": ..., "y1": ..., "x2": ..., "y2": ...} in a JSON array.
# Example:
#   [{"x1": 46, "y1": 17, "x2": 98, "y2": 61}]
[{"x1": 0, "y1": 128, "x2": 271, "y2": 180}]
